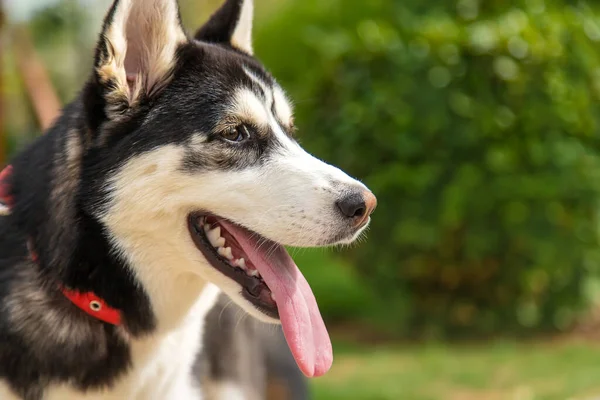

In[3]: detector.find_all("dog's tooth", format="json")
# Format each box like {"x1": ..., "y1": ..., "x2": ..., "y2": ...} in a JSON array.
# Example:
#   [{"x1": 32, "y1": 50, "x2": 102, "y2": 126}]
[
  {"x1": 208, "y1": 235, "x2": 220, "y2": 248},
  {"x1": 248, "y1": 269, "x2": 259, "y2": 277},
  {"x1": 271, "y1": 292, "x2": 276, "y2": 302},
  {"x1": 209, "y1": 226, "x2": 221, "y2": 238},
  {"x1": 217, "y1": 246, "x2": 233, "y2": 260},
  {"x1": 216, "y1": 237, "x2": 226, "y2": 247},
  {"x1": 207, "y1": 227, "x2": 221, "y2": 247},
  {"x1": 204, "y1": 224, "x2": 210, "y2": 233},
  {"x1": 232, "y1": 258, "x2": 246, "y2": 270}
]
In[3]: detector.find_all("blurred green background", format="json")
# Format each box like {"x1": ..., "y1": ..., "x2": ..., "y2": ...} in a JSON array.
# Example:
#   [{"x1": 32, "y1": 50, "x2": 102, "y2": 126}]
[{"x1": 5, "y1": 0, "x2": 600, "y2": 398}]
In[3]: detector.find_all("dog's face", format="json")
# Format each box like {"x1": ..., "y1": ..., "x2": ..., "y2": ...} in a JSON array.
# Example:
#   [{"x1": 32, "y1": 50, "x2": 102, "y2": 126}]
[{"x1": 83, "y1": 0, "x2": 375, "y2": 376}]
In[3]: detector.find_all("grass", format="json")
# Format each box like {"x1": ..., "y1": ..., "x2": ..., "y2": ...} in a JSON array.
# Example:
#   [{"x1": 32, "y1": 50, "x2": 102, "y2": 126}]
[
  {"x1": 289, "y1": 249, "x2": 600, "y2": 399},
  {"x1": 310, "y1": 339, "x2": 600, "y2": 400}
]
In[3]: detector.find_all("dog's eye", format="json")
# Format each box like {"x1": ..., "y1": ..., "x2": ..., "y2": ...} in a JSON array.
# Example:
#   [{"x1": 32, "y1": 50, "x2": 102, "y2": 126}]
[{"x1": 221, "y1": 125, "x2": 250, "y2": 143}]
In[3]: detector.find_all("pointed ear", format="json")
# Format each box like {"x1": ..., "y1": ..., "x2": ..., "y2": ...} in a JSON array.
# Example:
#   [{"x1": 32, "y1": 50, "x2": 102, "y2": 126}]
[
  {"x1": 194, "y1": 0, "x2": 254, "y2": 55},
  {"x1": 94, "y1": 0, "x2": 187, "y2": 113}
]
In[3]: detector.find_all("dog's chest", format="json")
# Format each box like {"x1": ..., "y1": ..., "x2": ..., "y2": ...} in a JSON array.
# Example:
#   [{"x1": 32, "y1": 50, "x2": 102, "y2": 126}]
[
  {"x1": 0, "y1": 337, "x2": 202, "y2": 400},
  {"x1": 0, "y1": 285, "x2": 220, "y2": 400}
]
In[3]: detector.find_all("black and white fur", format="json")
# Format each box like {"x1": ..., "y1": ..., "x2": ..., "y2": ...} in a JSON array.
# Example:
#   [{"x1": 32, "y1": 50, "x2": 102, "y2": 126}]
[{"x1": 0, "y1": 0, "x2": 373, "y2": 398}]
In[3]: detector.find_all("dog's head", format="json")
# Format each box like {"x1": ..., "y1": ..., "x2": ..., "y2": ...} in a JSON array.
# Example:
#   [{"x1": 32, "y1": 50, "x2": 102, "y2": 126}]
[{"x1": 82, "y1": 0, "x2": 376, "y2": 377}]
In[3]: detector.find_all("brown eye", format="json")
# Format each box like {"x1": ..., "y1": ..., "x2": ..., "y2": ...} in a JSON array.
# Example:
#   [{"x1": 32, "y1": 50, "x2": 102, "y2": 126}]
[{"x1": 221, "y1": 125, "x2": 250, "y2": 143}]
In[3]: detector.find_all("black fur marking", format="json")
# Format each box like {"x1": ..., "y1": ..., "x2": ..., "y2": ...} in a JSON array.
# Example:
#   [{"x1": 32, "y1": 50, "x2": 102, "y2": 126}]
[{"x1": 194, "y1": 0, "x2": 245, "y2": 49}]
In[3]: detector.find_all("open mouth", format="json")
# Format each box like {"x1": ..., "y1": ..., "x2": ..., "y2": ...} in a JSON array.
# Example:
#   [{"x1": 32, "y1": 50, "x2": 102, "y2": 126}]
[
  {"x1": 186, "y1": 211, "x2": 333, "y2": 378},
  {"x1": 188, "y1": 213, "x2": 278, "y2": 319}
]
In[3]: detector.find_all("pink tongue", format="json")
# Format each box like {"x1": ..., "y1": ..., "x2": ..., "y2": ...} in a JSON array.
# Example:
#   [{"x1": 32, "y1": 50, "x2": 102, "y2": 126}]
[{"x1": 220, "y1": 220, "x2": 333, "y2": 377}]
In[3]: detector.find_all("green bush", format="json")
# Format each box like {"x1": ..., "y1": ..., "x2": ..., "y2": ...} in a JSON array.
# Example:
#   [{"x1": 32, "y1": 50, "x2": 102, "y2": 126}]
[{"x1": 256, "y1": 0, "x2": 600, "y2": 337}]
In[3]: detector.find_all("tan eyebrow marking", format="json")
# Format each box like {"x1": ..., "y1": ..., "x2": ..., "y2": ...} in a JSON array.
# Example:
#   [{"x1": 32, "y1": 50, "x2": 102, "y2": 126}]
[{"x1": 219, "y1": 88, "x2": 269, "y2": 131}]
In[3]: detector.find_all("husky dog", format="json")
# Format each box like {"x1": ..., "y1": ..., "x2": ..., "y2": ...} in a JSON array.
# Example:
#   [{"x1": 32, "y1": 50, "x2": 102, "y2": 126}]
[{"x1": 0, "y1": 0, "x2": 376, "y2": 398}]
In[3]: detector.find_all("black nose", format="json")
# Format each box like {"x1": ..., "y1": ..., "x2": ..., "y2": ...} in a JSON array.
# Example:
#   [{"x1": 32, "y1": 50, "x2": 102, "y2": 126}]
[
  {"x1": 336, "y1": 190, "x2": 377, "y2": 227},
  {"x1": 336, "y1": 192, "x2": 367, "y2": 219}
]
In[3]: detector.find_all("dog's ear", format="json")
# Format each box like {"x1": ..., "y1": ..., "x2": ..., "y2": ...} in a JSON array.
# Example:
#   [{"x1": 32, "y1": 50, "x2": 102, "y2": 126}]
[
  {"x1": 93, "y1": 0, "x2": 187, "y2": 114},
  {"x1": 194, "y1": 0, "x2": 254, "y2": 55}
]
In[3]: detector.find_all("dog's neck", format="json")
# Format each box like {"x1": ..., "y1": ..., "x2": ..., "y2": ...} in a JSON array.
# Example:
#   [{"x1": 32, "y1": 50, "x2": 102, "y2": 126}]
[{"x1": 7, "y1": 110, "x2": 211, "y2": 336}]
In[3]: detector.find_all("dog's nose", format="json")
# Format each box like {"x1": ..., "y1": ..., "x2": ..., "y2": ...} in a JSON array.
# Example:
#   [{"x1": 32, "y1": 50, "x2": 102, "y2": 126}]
[{"x1": 336, "y1": 189, "x2": 377, "y2": 227}]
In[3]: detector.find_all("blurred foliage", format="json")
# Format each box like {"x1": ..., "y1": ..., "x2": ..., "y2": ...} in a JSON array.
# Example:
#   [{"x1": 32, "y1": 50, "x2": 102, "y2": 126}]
[
  {"x1": 2, "y1": 0, "x2": 98, "y2": 152},
  {"x1": 255, "y1": 0, "x2": 600, "y2": 337},
  {"x1": 27, "y1": 0, "x2": 96, "y2": 102}
]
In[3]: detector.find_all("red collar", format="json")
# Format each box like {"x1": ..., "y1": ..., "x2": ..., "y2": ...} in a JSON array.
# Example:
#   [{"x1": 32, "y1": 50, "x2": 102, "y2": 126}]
[
  {"x1": 60, "y1": 286, "x2": 122, "y2": 325},
  {"x1": 0, "y1": 165, "x2": 13, "y2": 214},
  {"x1": 1, "y1": 165, "x2": 121, "y2": 326}
]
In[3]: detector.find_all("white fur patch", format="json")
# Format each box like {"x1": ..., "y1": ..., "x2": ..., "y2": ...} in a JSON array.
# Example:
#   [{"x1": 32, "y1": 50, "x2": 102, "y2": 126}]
[
  {"x1": 242, "y1": 66, "x2": 293, "y2": 128},
  {"x1": 230, "y1": 88, "x2": 269, "y2": 127},
  {"x1": 0, "y1": 382, "x2": 19, "y2": 400},
  {"x1": 100, "y1": 145, "x2": 214, "y2": 331},
  {"x1": 205, "y1": 381, "x2": 248, "y2": 400},
  {"x1": 230, "y1": 0, "x2": 254, "y2": 55},
  {"x1": 272, "y1": 86, "x2": 293, "y2": 126}
]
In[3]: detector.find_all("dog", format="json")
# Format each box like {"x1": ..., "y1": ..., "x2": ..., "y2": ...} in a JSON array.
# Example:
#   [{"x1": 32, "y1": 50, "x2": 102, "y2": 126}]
[{"x1": 0, "y1": 0, "x2": 376, "y2": 398}]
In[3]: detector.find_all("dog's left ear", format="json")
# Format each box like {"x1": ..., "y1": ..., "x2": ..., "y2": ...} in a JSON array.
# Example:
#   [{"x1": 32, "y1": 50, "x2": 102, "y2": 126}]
[
  {"x1": 194, "y1": 0, "x2": 254, "y2": 55},
  {"x1": 93, "y1": 0, "x2": 187, "y2": 114}
]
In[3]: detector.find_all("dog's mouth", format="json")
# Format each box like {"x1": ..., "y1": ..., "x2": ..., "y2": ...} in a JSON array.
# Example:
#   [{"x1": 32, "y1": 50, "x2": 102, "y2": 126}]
[
  {"x1": 188, "y1": 213, "x2": 277, "y2": 318},
  {"x1": 187, "y1": 212, "x2": 332, "y2": 378}
]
